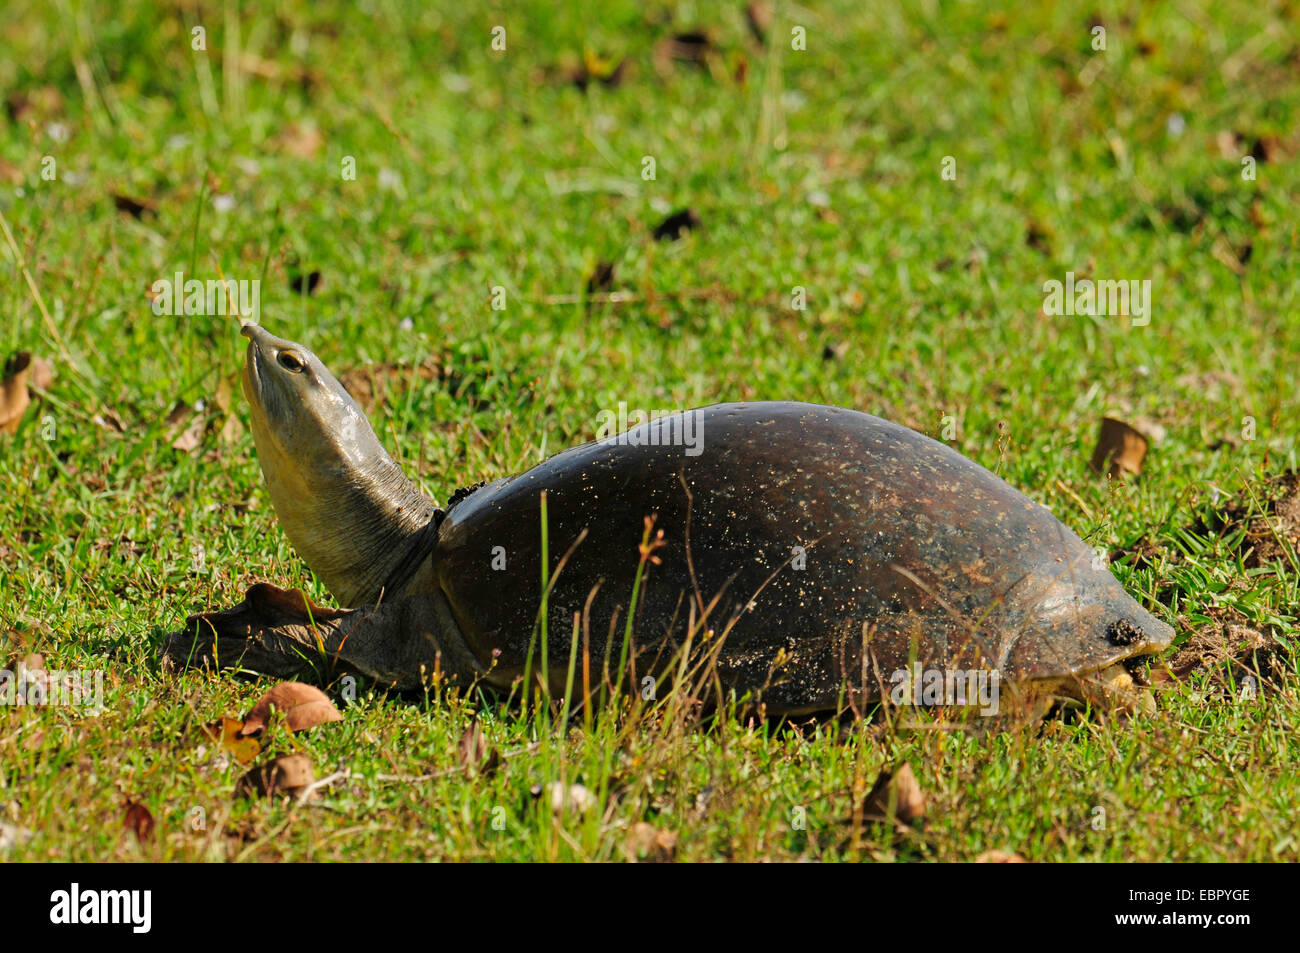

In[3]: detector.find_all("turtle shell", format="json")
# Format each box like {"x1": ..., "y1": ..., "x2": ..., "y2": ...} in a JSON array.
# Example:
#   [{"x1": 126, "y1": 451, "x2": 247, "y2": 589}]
[{"x1": 428, "y1": 402, "x2": 1173, "y2": 713}]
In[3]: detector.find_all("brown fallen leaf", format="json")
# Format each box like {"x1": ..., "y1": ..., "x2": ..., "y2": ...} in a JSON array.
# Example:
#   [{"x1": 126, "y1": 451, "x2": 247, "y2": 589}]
[
  {"x1": 112, "y1": 193, "x2": 157, "y2": 219},
  {"x1": 544, "y1": 781, "x2": 597, "y2": 816},
  {"x1": 164, "y1": 400, "x2": 191, "y2": 427},
  {"x1": 586, "y1": 260, "x2": 616, "y2": 295},
  {"x1": 456, "y1": 718, "x2": 501, "y2": 777},
  {"x1": 92, "y1": 408, "x2": 127, "y2": 433},
  {"x1": 0, "y1": 822, "x2": 35, "y2": 853},
  {"x1": 1025, "y1": 218, "x2": 1054, "y2": 255},
  {"x1": 27, "y1": 355, "x2": 53, "y2": 392},
  {"x1": 0, "y1": 352, "x2": 33, "y2": 435},
  {"x1": 123, "y1": 800, "x2": 155, "y2": 844},
  {"x1": 223, "y1": 716, "x2": 263, "y2": 763},
  {"x1": 241, "y1": 681, "x2": 342, "y2": 736},
  {"x1": 858, "y1": 762, "x2": 926, "y2": 826},
  {"x1": 236, "y1": 754, "x2": 315, "y2": 799},
  {"x1": 568, "y1": 48, "x2": 629, "y2": 91},
  {"x1": 289, "y1": 269, "x2": 322, "y2": 295},
  {"x1": 201, "y1": 716, "x2": 262, "y2": 764},
  {"x1": 170, "y1": 417, "x2": 205, "y2": 453},
  {"x1": 652, "y1": 208, "x2": 701, "y2": 241},
  {"x1": 279, "y1": 121, "x2": 324, "y2": 158},
  {"x1": 654, "y1": 31, "x2": 715, "y2": 73},
  {"x1": 211, "y1": 377, "x2": 245, "y2": 445},
  {"x1": 625, "y1": 821, "x2": 678, "y2": 862},
  {"x1": 6, "y1": 87, "x2": 64, "y2": 124},
  {"x1": 1089, "y1": 417, "x2": 1149, "y2": 478},
  {"x1": 746, "y1": 1, "x2": 774, "y2": 44},
  {"x1": 976, "y1": 849, "x2": 1027, "y2": 863}
]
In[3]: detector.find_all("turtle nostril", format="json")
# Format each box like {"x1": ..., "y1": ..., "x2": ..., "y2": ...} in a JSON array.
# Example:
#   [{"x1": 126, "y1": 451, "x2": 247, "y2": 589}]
[{"x1": 1106, "y1": 619, "x2": 1143, "y2": 646}]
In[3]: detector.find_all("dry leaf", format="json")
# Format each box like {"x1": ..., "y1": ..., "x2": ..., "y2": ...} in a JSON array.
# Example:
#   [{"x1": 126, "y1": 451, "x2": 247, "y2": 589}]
[
  {"x1": 456, "y1": 718, "x2": 501, "y2": 777},
  {"x1": 652, "y1": 208, "x2": 701, "y2": 241},
  {"x1": 1, "y1": 352, "x2": 33, "y2": 435},
  {"x1": 746, "y1": 2, "x2": 774, "y2": 43},
  {"x1": 123, "y1": 800, "x2": 155, "y2": 843},
  {"x1": 94, "y1": 409, "x2": 127, "y2": 432},
  {"x1": 859, "y1": 762, "x2": 926, "y2": 826},
  {"x1": 202, "y1": 716, "x2": 262, "y2": 763},
  {"x1": 279, "y1": 122, "x2": 324, "y2": 158},
  {"x1": 219, "y1": 412, "x2": 244, "y2": 445},
  {"x1": 27, "y1": 356, "x2": 53, "y2": 392},
  {"x1": 213, "y1": 376, "x2": 235, "y2": 414},
  {"x1": 6, "y1": 86, "x2": 64, "y2": 124},
  {"x1": 0, "y1": 822, "x2": 34, "y2": 853},
  {"x1": 586, "y1": 260, "x2": 616, "y2": 295},
  {"x1": 1025, "y1": 219, "x2": 1054, "y2": 255},
  {"x1": 976, "y1": 849, "x2": 1027, "y2": 862},
  {"x1": 1089, "y1": 417, "x2": 1149, "y2": 478},
  {"x1": 236, "y1": 754, "x2": 315, "y2": 799},
  {"x1": 545, "y1": 781, "x2": 596, "y2": 816},
  {"x1": 654, "y1": 31, "x2": 715, "y2": 73},
  {"x1": 171, "y1": 418, "x2": 204, "y2": 453},
  {"x1": 569, "y1": 49, "x2": 629, "y2": 90},
  {"x1": 289, "y1": 269, "x2": 322, "y2": 295},
  {"x1": 241, "y1": 681, "x2": 342, "y2": 736},
  {"x1": 164, "y1": 400, "x2": 191, "y2": 427},
  {"x1": 625, "y1": 821, "x2": 678, "y2": 861},
  {"x1": 112, "y1": 194, "x2": 157, "y2": 219}
]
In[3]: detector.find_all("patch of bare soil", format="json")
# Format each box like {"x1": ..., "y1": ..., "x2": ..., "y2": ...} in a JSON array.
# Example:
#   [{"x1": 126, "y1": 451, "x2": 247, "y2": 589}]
[
  {"x1": 1114, "y1": 472, "x2": 1300, "y2": 572},
  {"x1": 1109, "y1": 473, "x2": 1299, "y2": 683},
  {"x1": 1151, "y1": 606, "x2": 1290, "y2": 691},
  {"x1": 1197, "y1": 472, "x2": 1300, "y2": 568}
]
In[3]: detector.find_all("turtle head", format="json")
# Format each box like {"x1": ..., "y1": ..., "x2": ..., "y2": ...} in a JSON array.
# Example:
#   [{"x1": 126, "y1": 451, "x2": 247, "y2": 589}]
[
  {"x1": 240, "y1": 324, "x2": 370, "y2": 467},
  {"x1": 240, "y1": 324, "x2": 438, "y2": 606}
]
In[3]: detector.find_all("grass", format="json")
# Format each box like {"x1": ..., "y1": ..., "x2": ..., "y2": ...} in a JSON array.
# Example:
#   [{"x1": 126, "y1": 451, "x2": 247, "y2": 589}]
[{"x1": 1, "y1": 0, "x2": 1299, "y2": 861}]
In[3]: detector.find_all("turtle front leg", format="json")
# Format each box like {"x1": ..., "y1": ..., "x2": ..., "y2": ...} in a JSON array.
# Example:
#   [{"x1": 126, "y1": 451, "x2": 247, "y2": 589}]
[{"x1": 161, "y1": 582, "x2": 487, "y2": 691}]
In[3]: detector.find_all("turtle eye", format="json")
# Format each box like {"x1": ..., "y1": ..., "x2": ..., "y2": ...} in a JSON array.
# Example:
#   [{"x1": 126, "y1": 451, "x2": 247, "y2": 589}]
[{"x1": 277, "y1": 350, "x2": 306, "y2": 373}]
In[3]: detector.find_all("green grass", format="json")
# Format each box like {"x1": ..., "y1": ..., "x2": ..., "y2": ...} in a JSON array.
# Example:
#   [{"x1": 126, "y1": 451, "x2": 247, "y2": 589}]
[{"x1": 2, "y1": 0, "x2": 1298, "y2": 861}]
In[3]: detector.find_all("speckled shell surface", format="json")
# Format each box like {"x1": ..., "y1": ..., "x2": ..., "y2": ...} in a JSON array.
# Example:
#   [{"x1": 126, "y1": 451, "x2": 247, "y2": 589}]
[{"x1": 428, "y1": 402, "x2": 1173, "y2": 712}]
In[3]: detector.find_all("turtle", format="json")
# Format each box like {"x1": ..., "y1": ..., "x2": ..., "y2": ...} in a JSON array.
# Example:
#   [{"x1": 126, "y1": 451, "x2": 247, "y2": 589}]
[{"x1": 162, "y1": 324, "x2": 1175, "y2": 717}]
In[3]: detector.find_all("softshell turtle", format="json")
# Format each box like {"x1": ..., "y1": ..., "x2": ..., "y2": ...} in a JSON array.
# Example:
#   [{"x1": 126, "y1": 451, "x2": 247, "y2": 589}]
[{"x1": 163, "y1": 325, "x2": 1175, "y2": 716}]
